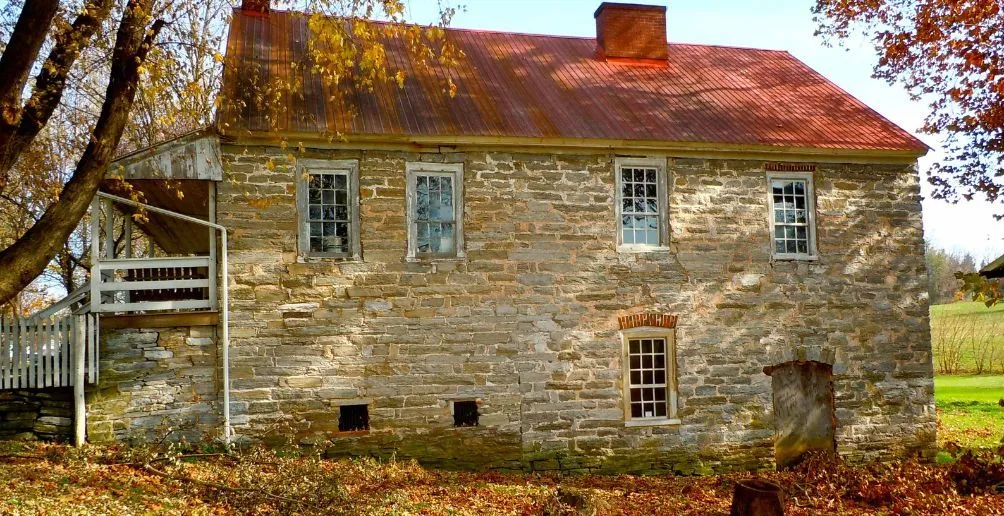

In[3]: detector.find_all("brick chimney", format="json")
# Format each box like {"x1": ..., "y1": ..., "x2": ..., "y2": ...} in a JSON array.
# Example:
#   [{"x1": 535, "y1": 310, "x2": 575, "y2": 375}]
[
  {"x1": 241, "y1": 0, "x2": 269, "y2": 13},
  {"x1": 594, "y1": 2, "x2": 668, "y2": 62}
]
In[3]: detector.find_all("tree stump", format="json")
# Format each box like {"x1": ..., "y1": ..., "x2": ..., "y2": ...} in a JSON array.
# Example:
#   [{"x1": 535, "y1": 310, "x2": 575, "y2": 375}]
[{"x1": 730, "y1": 478, "x2": 784, "y2": 516}]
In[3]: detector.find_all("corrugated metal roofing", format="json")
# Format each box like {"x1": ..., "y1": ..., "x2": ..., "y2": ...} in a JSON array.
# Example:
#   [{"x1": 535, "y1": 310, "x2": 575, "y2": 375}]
[{"x1": 219, "y1": 9, "x2": 928, "y2": 154}]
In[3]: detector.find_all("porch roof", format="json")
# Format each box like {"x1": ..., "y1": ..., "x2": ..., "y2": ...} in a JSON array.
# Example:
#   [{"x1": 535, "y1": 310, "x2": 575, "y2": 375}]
[{"x1": 103, "y1": 130, "x2": 220, "y2": 255}]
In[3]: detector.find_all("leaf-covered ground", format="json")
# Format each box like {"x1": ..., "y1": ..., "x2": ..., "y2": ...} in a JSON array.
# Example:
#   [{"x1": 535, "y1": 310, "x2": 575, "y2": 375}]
[{"x1": 1, "y1": 443, "x2": 1003, "y2": 515}]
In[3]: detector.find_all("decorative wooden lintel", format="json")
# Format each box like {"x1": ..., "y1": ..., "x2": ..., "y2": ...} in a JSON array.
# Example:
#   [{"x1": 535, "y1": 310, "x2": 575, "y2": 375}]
[
  {"x1": 618, "y1": 313, "x2": 678, "y2": 330},
  {"x1": 765, "y1": 162, "x2": 816, "y2": 172}
]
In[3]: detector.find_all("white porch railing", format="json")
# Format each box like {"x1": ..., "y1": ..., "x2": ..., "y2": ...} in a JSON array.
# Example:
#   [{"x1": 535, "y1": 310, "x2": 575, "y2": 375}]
[
  {"x1": 90, "y1": 191, "x2": 217, "y2": 314},
  {"x1": 0, "y1": 313, "x2": 98, "y2": 390},
  {"x1": 92, "y1": 257, "x2": 213, "y2": 313}
]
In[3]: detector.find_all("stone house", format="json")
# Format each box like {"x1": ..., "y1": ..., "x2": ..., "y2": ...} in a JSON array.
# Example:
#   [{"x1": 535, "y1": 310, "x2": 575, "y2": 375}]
[{"x1": 1, "y1": 1, "x2": 935, "y2": 473}]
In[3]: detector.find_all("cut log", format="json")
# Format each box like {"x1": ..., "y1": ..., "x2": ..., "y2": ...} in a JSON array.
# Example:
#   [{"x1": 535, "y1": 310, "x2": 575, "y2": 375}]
[{"x1": 730, "y1": 478, "x2": 784, "y2": 516}]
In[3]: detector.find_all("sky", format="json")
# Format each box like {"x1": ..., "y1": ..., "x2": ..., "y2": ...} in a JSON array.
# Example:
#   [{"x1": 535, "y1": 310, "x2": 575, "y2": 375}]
[{"x1": 406, "y1": 0, "x2": 1004, "y2": 266}]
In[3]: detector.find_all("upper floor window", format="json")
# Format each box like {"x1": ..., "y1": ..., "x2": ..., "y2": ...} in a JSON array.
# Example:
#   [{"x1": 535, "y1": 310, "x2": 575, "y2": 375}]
[
  {"x1": 406, "y1": 163, "x2": 465, "y2": 260},
  {"x1": 621, "y1": 328, "x2": 679, "y2": 426},
  {"x1": 615, "y1": 157, "x2": 668, "y2": 251},
  {"x1": 768, "y1": 173, "x2": 816, "y2": 260},
  {"x1": 296, "y1": 159, "x2": 360, "y2": 260}
]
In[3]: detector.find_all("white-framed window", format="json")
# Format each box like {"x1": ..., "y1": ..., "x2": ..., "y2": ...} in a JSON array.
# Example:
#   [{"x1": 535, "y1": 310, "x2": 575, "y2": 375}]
[
  {"x1": 406, "y1": 162, "x2": 465, "y2": 260},
  {"x1": 767, "y1": 173, "x2": 817, "y2": 260},
  {"x1": 296, "y1": 159, "x2": 361, "y2": 260},
  {"x1": 621, "y1": 327, "x2": 679, "y2": 427},
  {"x1": 615, "y1": 157, "x2": 669, "y2": 251}
]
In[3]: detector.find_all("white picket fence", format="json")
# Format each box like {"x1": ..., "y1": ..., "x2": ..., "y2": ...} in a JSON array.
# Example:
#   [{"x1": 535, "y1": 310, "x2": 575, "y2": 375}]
[{"x1": 0, "y1": 313, "x2": 98, "y2": 390}]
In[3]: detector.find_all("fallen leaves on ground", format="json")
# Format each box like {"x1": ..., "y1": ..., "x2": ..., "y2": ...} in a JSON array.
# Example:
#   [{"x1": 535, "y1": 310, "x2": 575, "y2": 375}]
[{"x1": 0, "y1": 443, "x2": 1002, "y2": 515}]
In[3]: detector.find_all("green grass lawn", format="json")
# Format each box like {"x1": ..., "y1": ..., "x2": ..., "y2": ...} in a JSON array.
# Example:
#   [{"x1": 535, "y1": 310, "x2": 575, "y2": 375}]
[
  {"x1": 935, "y1": 374, "x2": 1004, "y2": 449},
  {"x1": 930, "y1": 302, "x2": 1004, "y2": 449}
]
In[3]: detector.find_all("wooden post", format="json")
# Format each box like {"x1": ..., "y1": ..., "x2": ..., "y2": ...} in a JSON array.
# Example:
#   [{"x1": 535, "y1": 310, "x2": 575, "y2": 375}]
[
  {"x1": 103, "y1": 198, "x2": 114, "y2": 259},
  {"x1": 123, "y1": 214, "x2": 132, "y2": 304},
  {"x1": 208, "y1": 182, "x2": 217, "y2": 310},
  {"x1": 90, "y1": 197, "x2": 101, "y2": 313},
  {"x1": 73, "y1": 314, "x2": 86, "y2": 447},
  {"x1": 123, "y1": 213, "x2": 132, "y2": 258}
]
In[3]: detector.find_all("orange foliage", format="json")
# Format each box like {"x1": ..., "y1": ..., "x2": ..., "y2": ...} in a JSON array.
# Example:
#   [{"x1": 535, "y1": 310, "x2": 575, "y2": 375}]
[
  {"x1": 815, "y1": 1, "x2": 1004, "y2": 209},
  {"x1": 1, "y1": 444, "x2": 1003, "y2": 515}
]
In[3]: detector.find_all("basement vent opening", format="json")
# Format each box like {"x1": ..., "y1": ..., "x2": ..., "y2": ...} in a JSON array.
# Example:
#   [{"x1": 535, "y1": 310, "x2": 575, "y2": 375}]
[
  {"x1": 453, "y1": 400, "x2": 479, "y2": 427},
  {"x1": 338, "y1": 404, "x2": 369, "y2": 432}
]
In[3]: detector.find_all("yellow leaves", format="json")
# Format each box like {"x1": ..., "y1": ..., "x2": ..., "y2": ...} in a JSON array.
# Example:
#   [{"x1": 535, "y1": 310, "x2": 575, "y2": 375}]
[
  {"x1": 265, "y1": 159, "x2": 276, "y2": 171},
  {"x1": 297, "y1": 7, "x2": 461, "y2": 101}
]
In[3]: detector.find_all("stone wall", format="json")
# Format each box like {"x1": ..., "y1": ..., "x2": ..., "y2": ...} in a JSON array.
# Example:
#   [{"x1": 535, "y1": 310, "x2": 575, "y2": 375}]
[
  {"x1": 212, "y1": 146, "x2": 934, "y2": 472},
  {"x1": 87, "y1": 325, "x2": 220, "y2": 444},
  {"x1": 0, "y1": 388, "x2": 72, "y2": 442}
]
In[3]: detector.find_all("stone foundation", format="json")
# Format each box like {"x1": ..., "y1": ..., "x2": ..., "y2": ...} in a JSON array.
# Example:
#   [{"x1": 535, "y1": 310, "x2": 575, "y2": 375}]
[
  {"x1": 86, "y1": 325, "x2": 221, "y2": 444},
  {"x1": 0, "y1": 388, "x2": 73, "y2": 442}
]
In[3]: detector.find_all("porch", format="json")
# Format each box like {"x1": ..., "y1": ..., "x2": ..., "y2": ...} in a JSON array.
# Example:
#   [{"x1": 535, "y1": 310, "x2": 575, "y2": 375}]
[
  {"x1": 90, "y1": 130, "x2": 224, "y2": 320},
  {"x1": 0, "y1": 130, "x2": 233, "y2": 445}
]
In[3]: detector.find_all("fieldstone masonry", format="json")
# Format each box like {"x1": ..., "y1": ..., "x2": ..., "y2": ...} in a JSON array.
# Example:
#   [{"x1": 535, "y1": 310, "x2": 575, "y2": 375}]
[
  {"x1": 0, "y1": 388, "x2": 73, "y2": 441},
  {"x1": 203, "y1": 145, "x2": 936, "y2": 473},
  {"x1": 74, "y1": 145, "x2": 932, "y2": 472},
  {"x1": 86, "y1": 325, "x2": 220, "y2": 444}
]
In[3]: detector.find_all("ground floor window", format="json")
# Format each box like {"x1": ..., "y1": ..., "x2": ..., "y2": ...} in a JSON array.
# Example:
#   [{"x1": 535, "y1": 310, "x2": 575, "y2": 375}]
[
  {"x1": 338, "y1": 404, "x2": 369, "y2": 432},
  {"x1": 621, "y1": 328, "x2": 679, "y2": 425},
  {"x1": 452, "y1": 400, "x2": 479, "y2": 427}
]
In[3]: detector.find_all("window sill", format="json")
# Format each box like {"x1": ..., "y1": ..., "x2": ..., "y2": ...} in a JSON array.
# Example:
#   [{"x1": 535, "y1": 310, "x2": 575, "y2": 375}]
[
  {"x1": 617, "y1": 245, "x2": 671, "y2": 254},
  {"x1": 624, "y1": 417, "x2": 681, "y2": 428},
  {"x1": 298, "y1": 255, "x2": 363, "y2": 263},
  {"x1": 405, "y1": 255, "x2": 466, "y2": 263},
  {"x1": 771, "y1": 254, "x2": 819, "y2": 262}
]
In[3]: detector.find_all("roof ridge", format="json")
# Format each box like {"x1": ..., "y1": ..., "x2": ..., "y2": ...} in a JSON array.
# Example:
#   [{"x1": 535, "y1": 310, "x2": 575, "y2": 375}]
[{"x1": 235, "y1": 8, "x2": 794, "y2": 54}]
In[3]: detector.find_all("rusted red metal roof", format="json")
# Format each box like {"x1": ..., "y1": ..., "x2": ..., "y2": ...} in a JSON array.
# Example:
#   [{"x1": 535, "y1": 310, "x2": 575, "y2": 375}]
[{"x1": 219, "y1": 9, "x2": 927, "y2": 154}]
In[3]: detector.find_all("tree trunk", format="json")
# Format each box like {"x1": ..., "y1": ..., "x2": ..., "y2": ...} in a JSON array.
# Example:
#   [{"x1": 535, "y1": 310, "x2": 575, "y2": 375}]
[
  {"x1": 0, "y1": 0, "x2": 164, "y2": 305},
  {"x1": 0, "y1": 0, "x2": 59, "y2": 124},
  {"x1": 730, "y1": 479, "x2": 784, "y2": 516},
  {"x1": 0, "y1": 0, "x2": 113, "y2": 178}
]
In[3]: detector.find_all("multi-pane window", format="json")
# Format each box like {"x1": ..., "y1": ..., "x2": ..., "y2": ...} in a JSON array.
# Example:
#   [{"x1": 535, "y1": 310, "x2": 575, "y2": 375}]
[
  {"x1": 406, "y1": 163, "x2": 464, "y2": 259},
  {"x1": 627, "y1": 337, "x2": 670, "y2": 419},
  {"x1": 621, "y1": 328, "x2": 678, "y2": 426},
  {"x1": 307, "y1": 172, "x2": 350, "y2": 254},
  {"x1": 615, "y1": 158, "x2": 667, "y2": 249},
  {"x1": 297, "y1": 160, "x2": 359, "y2": 259},
  {"x1": 415, "y1": 174, "x2": 456, "y2": 254},
  {"x1": 620, "y1": 168, "x2": 660, "y2": 245},
  {"x1": 769, "y1": 175, "x2": 815, "y2": 258}
]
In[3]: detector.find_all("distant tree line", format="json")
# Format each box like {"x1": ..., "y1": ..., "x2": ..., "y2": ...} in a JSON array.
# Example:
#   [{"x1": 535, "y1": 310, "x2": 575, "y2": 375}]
[{"x1": 926, "y1": 244, "x2": 981, "y2": 305}]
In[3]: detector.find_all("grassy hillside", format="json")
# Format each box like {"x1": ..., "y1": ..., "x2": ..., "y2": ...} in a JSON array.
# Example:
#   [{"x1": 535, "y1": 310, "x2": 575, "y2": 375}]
[{"x1": 930, "y1": 301, "x2": 1004, "y2": 374}]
